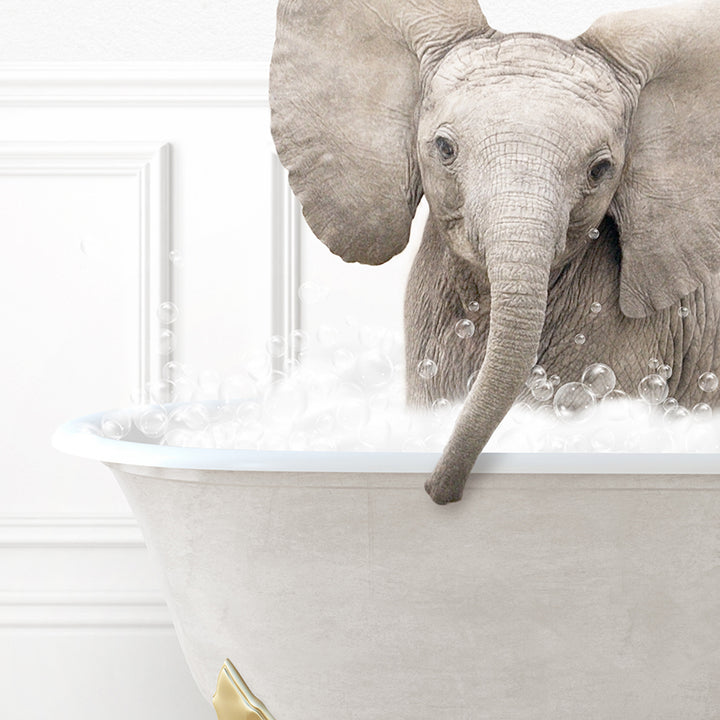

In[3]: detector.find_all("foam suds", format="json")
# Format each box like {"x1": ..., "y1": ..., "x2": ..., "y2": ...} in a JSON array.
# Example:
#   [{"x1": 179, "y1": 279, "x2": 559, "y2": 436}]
[{"x1": 93, "y1": 319, "x2": 720, "y2": 454}]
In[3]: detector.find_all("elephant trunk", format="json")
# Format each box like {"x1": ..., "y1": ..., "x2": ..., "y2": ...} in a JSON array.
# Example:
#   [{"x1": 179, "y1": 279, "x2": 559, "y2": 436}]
[{"x1": 426, "y1": 194, "x2": 564, "y2": 504}]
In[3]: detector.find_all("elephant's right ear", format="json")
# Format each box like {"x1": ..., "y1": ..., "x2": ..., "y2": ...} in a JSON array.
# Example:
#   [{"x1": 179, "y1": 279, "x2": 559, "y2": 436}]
[{"x1": 269, "y1": 0, "x2": 490, "y2": 265}]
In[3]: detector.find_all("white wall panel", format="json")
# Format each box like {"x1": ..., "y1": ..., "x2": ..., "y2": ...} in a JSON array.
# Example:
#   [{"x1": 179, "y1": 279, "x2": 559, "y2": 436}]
[{"x1": 0, "y1": 66, "x2": 268, "y2": 719}]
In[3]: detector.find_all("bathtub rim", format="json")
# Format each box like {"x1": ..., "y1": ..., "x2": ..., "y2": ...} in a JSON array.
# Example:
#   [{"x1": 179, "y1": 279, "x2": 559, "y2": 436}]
[{"x1": 52, "y1": 410, "x2": 720, "y2": 475}]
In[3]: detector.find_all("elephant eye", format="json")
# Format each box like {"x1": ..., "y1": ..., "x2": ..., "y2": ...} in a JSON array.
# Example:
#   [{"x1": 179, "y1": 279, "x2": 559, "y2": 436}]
[
  {"x1": 435, "y1": 135, "x2": 457, "y2": 164},
  {"x1": 588, "y1": 158, "x2": 613, "y2": 185}
]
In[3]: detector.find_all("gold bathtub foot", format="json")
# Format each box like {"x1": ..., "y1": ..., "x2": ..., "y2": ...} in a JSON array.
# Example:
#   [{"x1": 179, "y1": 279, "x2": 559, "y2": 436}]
[{"x1": 213, "y1": 659, "x2": 276, "y2": 720}]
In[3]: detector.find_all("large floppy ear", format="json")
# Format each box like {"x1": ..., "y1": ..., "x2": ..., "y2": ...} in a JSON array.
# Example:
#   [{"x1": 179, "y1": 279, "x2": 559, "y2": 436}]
[
  {"x1": 580, "y1": 1, "x2": 720, "y2": 318},
  {"x1": 269, "y1": 0, "x2": 491, "y2": 265}
]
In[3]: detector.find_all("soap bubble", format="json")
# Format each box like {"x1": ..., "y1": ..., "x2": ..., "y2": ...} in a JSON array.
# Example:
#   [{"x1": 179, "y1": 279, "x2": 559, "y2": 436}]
[
  {"x1": 417, "y1": 358, "x2": 438, "y2": 380},
  {"x1": 638, "y1": 374, "x2": 669, "y2": 405},
  {"x1": 553, "y1": 382, "x2": 596, "y2": 422},
  {"x1": 312, "y1": 410, "x2": 336, "y2": 435},
  {"x1": 454, "y1": 319, "x2": 475, "y2": 339},
  {"x1": 601, "y1": 390, "x2": 630, "y2": 420},
  {"x1": 647, "y1": 358, "x2": 660, "y2": 371},
  {"x1": 235, "y1": 400, "x2": 262, "y2": 426},
  {"x1": 263, "y1": 379, "x2": 308, "y2": 424},
  {"x1": 336, "y1": 394, "x2": 370, "y2": 432},
  {"x1": 678, "y1": 306, "x2": 690, "y2": 318},
  {"x1": 170, "y1": 403, "x2": 209, "y2": 431},
  {"x1": 259, "y1": 430, "x2": 288, "y2": 451},
  {"x1": 266, "y1": 335, "x2": 286, "y2": 359},
  {"x1": 368, "y1": 392, "x2": 391, "y2": 414},
  {"x1": 590, "y1": 302, "x2": 602, "y2": 314},
  {"x1": 574, "y1": 334, "x2": 586, "y2": 345},
  {"x1": 357, "y1": 349, "x2": 394, "y2": 390},
  {"x1": 289, "y1": 329, "x2": 309, "y2": 356},
  {"x1": 162, "y1": 428, "x2": 193, "y2": 448},
  {"x1": 467, "y1": 300, "x2": 480, "y2": 313},
  {"x1": 588, "y1": 227, "x2": 600, "y2": 240},
  {"x1": 76, "y1": 422, "x2": 102, "y2": 437},
  {"x1": 243, "y1": 352, "x2": 271, "y2": 384},
  {"x1": 147, "y1": 379, "x2": 175, "y2": 404},
  {"x1": 219, "y1": 373, "x2": 258, "y2": 404},
  {"x1": 692, "y1": 402, "x2": 713, "y2": 421},
  {"x1": 467, "y1": 370, "x2": 479, "y2": 393},
  {"x1": 317, "y1": 325, "x2": 339, "y2": 349},
  {"x1": 698, "y1": 372, "x2": 719, "y2": 393},
  {"x1": 402, "y1": 435, "x2": 429, "y2": 452},
  {"x1": 135, "y1": 405, "x2": 168, "y2": 438},
  {"x1": 664, "y1": 398, "x2": 679, "y2": 411},
  {"x1": 686, "y1": 424, "x2": 720, "y2": 452},
  {"x1": 526, "y1": 365, "x2": 546, "y2": 389},
  {"x1": 332, "y1": 347, "x2": 356, "y2": 374},
  {"x1": 128, "y1": 386, "x2": 145, "y2": 405},
  {"x1": 234, "y1": 420, "x2": 263, "y2": 448},
  {"x1": 308, "y1": 435, "x2": 337, "y2": 452},
  {"x1": 196, "y1": 370, "x2": 221, "y2": 400},
  {"x1": 531, "y1": 381, "x2": 554, "y2": 402},
  {"x1": 358, "y1": 325, "x2": 385, "y2": 348},
  {"x1": 162, "y1": 361, "x2": 192, "y2": 382},
  {"x1": 158, "y1": 329, "x2": 175, "y2": 355},
  {"x1": 590, "y1": 428, "x2": 616, "y2": 452},
  {"x1": 581, "y1": 363, "x2": 616, "y2": 398},
  {"x1": 101, "y1": 410, "x2": 132, "y2": 440},
  {"x1": 431, "y1": 398, "x2": 452, "y2": 417},
  {"x1": 423, "y1": 430, "x2": 453, "y2": 452},
  {"x1": 169, "y1": 249, "x2": 184, "y2": 267},
  {"x1": 359, "y1": 420, "x2": 393, "y2": 449},
  {"x1": 664, "y1": 405, "x2": 692, "y2": 431},
  {"x1": 565, "y1": 433, "x2": 592, "y2": 452},
  {"x1": 157, "y1": 301, "x2": 178, "y2": 325},
  {"x1": 298, "y1": 281, "x2": 329, "y2": 305},
  {"x1": 168, "y1": 377, "x2": 193, "y2": 402},
  {"x1": 658, "y1": 364, "x2": 672, "y2": 380},
  {"x1": 548, "y1": 374, "x2": 561, "y2": 387},
  {"x1": 207, "y1": 402, "x2": 236, "y2": 424},
  {"x1": 288, "y1": 430, "x2": 310, "y2": 451}
]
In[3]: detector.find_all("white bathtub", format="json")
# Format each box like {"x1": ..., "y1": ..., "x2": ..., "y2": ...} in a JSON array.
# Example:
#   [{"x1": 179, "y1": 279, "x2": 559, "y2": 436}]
[{"x1": 54, "y1": 411, "x2": 720, "y2": 718}]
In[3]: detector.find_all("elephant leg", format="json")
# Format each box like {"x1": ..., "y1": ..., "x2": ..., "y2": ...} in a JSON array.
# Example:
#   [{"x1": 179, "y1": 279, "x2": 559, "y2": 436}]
[{"x1": 404, "y1": 214, "x2": 489, "y2": 407}]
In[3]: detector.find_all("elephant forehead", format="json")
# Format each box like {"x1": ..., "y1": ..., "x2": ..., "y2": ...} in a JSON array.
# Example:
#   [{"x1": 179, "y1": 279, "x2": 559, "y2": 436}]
[{"x1": 429, "y1": 34, "x2": 622, "y2": 109}]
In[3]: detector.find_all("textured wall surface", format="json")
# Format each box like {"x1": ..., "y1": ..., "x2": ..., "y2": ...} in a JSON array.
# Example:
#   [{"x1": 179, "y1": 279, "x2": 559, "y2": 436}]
[{"x1": 1, "y1": 0, "x2": 672, "y2": 63}]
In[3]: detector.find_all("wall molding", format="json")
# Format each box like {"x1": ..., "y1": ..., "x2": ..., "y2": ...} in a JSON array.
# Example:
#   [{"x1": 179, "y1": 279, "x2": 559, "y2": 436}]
[
  {"x1": 0, "y1": 61, "x2": 268, "y2": 106},
  {"x1": 0, "y1": 592, "x2": 171, "y2": 629},
  {"x1": 270, "y1": 154, "x2": 302, "y2": 373},
  {"x1": 0, "y1": 515, "x2": 172, "y2": 629},
  {"x1": 0, "y1": 514, "x2": 142, "y2": 548},
  {"x1": 0, "y1": 141, "x2": 172, "y2": 401}
]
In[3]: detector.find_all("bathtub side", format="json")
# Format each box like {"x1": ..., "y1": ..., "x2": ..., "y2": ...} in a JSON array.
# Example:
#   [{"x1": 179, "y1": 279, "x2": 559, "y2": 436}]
[{"x1": 108, "y1": 461, "x2": 720, "y2": 719}]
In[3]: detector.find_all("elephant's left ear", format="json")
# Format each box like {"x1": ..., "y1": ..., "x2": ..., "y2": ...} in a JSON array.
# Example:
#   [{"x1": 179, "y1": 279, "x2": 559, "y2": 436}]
[{"x1": 580, "y1": 1, "x2": 720, "y2": 318}]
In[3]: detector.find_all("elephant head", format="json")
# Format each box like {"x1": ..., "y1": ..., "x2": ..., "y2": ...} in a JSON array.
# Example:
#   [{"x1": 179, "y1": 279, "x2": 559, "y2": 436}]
[{"x1": 269, "y1": 0, "x2": 720, "y2": 503}]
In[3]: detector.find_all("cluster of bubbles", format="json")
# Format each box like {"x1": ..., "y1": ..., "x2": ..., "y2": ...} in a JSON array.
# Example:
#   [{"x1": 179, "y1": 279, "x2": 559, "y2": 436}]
[
  {"x1": 506, "y1": 356, "x2": 720, "y2": 452},
  {"x1": 96, "y1": 322, "x2": 463, "y2": 453},
  {"x1": 91, "y1": 287, "x2": 720, "y2": 454}
]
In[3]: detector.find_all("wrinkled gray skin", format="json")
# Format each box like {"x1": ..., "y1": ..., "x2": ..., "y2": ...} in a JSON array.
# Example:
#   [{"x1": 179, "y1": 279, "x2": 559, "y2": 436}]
[{"x1": 270, "y1": 0, "x2": 720, "y2": 504}]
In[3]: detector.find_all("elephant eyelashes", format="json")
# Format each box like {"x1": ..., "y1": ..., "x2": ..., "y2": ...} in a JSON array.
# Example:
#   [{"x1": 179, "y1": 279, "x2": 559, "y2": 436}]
[
  {"x1": 435, "y1": 135, "x2": 457, "y2": 164},
  {"x1": 588, "y1": 158, "x2": 613, "y2": 185}
]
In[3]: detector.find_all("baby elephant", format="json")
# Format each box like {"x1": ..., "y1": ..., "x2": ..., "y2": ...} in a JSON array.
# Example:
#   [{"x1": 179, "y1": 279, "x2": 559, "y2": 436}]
[{"x1": 270, "y1": 0, "x2": 720, "y2": 504}]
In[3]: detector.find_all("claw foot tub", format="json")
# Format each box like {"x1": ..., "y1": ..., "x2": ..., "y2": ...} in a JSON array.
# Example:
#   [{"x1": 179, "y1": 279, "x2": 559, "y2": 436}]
[{"x1": 53, "y1": 412, "x2": 720, "y2": 719}]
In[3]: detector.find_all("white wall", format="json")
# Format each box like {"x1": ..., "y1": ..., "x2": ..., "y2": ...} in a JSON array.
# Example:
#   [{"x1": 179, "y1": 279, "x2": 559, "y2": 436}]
[{"x1": 0, "y1": 1, "x2": 679, "y2": 718}]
